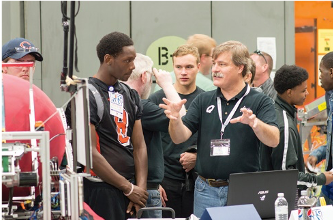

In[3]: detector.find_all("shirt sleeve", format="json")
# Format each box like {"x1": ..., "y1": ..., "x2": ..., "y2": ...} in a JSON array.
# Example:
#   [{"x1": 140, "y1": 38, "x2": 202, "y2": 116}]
[
  {"x1": 130, "y1": 88, "x2": 142, "y2": 121},
  {"x1": 89, "y1": 89, "x2": 99, "y2": 126},
  {"x1": 310, "y1": 145, "x2": 327, "y2": 163},
  {"x1": 256, "y1": 95, "x2": 278, "y2": 128},
  {"x1": 141, "y1": 99, "x2": 169, "y2": 133},
  {"x1": 182, "y1": 94, "x2": 201, "y2": 134},
  {"x1": 148, "y1": 90, "x2": 163, "y2": 104}
]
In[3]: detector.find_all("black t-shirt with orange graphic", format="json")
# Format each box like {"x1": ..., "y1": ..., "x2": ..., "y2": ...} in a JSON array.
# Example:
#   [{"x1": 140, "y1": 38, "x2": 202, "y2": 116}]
[{"x1": 88, "y1": 77, "x2": 142, "y2": 180}]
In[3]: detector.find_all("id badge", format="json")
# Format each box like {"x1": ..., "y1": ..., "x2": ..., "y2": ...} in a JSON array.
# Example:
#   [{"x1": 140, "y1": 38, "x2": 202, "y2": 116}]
[
  {"x1": 210, "y1": 139, "x2": 230, "y2": 156},
  {"x1": 109, "y1": 92, "x2": 123, "y2": 119}
]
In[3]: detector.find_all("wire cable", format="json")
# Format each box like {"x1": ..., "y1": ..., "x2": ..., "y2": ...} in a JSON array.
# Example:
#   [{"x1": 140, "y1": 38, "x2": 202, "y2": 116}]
[
  {"x1": 35, "y1": 89, "x2": 79, "y2": 131},
  {"x1": 60, "y1": 1, "x2": 80, "y2": 19}
]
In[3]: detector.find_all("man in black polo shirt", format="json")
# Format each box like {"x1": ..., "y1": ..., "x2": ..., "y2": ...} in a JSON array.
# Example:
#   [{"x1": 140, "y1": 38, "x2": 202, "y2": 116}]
[
  {"x1": 124, "y1": 53, "x2": 186, "y2": 218},
  {"x1": 159, "y1": 40, "x2": 279, "y2": 217}
]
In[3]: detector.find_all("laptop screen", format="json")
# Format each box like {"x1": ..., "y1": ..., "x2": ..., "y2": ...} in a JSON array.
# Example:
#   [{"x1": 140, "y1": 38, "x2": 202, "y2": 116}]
[{"x1": 226, "y1": 169, "x2": 298, "y2": 219}]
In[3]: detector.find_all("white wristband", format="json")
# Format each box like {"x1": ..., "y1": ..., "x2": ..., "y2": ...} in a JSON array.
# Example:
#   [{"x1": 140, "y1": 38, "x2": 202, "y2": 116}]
[{"x1": 124, "y1": 183, "x2": 134, "y2": 197}]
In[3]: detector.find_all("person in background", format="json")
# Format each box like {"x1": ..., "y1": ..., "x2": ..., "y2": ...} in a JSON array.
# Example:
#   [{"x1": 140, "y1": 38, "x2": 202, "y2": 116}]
[
  {"x1": 149, "y1": 44, "x2": 204, "y2": 218},
  {"x1": 244, "y1": 57, "x2": 262, "y2": 93},
  {"x1": 159, "y1": 40, "x2": 279, "y2": 217},
  {"x1": 124, "y1": 53, "x2": 186, "y2": 218},
  {"x1": 153, "y1": 34, "x2": 216, "y2": 93},
  {"x1": 250, "y1": 50, "x2": 277, "y2": 100},
  {"x1": 2, "y1": 37, "x2": 43, "y2": 81},
  {"x1": 260, "y1": 64, "x2": 333, "y2": 196},
  {"x1": 243, "y1": 57, "x2": 255, "y2": 85},
  {"x1": 325, "y1": 90, "x2": 333, "y2": 115},
  {"x1": 307, "y1": 51, "x2": 333, "y2": 205},
  {"x1": 186, "y1": 34, "x2": 217, "y2": 91},
  {"x1": 82, "y1": 32, "x2": 148, "y2": 220}
]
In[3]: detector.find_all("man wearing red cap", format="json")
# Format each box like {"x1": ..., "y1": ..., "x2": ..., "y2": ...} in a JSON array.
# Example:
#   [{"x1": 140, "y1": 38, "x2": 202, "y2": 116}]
[{"x1": 2, "y1": 37, "x2": 43, "y2": 81}]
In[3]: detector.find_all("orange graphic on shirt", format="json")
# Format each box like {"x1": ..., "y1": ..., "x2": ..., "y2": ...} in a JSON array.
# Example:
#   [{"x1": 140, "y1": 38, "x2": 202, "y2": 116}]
[{"x1": 115, "y1": 109, "x2": 130, "y2": 146}]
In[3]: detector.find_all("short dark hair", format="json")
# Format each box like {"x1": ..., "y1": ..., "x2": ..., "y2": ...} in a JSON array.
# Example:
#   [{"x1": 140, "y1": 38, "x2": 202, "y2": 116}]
[
  {"x1": 96, "y1": 32, "x2": 134, "y2": 63},
  {"x1": 274, "y1": 64, "x2": 308, "y2": 94},
  {"x1": 322, "y1": 51, "x2": 333, "y2": 69}
]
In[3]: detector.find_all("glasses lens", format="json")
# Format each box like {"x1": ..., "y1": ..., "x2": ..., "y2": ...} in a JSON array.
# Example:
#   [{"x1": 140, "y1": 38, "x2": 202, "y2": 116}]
[{"x1": 254, "y1": 50, "x2": 267, "y2": 64}]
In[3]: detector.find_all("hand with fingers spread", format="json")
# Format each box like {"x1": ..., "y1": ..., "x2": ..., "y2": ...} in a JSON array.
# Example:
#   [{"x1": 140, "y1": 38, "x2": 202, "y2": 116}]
[
  {"x1": 229, "y1": 106, "x2": 279, "y2": 147},
  {"x1": 159, "y1": 97, "x2": 187, "y2": 120},
  {"x1": 230, "y1": 106, "x2": 258, "y2": 128}
]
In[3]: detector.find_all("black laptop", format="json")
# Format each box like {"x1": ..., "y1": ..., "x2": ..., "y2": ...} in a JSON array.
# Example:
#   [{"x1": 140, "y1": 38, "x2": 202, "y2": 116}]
[{"x1": 227, "y1": 169, "x2": 298, "y2": 219}]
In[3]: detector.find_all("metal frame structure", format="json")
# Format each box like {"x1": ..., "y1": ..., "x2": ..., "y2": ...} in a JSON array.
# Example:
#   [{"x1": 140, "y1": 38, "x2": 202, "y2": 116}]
[
  {"x1": 2, "y1": 131, "x2": 51, "y2": 220},
  {"x1": 2, "y1": 62, "x2": 38, "y2": 203},
  {"x1": 59, "y1": 169, "x2": 87, "y2": 218}
]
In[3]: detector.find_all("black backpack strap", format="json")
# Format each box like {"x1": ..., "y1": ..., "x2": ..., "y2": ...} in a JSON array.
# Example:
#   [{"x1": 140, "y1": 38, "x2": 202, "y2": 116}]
[{"x1": 87, "y1": 82, "x2": 104, "y2": 126}]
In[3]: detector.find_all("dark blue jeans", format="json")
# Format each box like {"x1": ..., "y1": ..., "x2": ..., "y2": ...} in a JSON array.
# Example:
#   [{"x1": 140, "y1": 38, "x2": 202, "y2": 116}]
[
  {"x1": 161, "y1": 177, "x2": 194, "y2": 218},
  {"x1": 194, "y1": 176, "x2": 229, "y2": 218},
  {"x1": 141, "y1": 189, "x2": 162, "y2": 218}
]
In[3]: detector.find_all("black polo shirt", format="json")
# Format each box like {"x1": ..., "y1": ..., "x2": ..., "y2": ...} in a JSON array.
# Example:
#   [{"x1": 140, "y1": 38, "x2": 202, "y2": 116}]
[
  {"x1": 141, "y1": 99, "x2": 168, "y2": 184},
  {"x1": 182, "y1": 85, "x2": 277, "y2": 180},
  {"x1": 149, "y1": 86, "x2": 204, "y2": 181}
]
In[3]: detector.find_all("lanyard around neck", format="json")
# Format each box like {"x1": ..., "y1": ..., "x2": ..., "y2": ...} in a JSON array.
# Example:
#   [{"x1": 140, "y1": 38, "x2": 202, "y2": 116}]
[{"x1": 217, "y1": 85, "x2": 250, "y2": 139}]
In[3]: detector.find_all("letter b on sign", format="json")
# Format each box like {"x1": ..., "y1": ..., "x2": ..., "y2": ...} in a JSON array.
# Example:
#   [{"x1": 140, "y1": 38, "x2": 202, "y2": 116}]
[{"x1": 146, "y1": 36, "x2": 186, "y2": 72}]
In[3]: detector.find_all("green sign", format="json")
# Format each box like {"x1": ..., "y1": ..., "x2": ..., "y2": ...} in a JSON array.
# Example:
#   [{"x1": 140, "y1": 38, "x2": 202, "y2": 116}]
[{"x1": 146, "y1": 36, "x2": 186, "y2": 72}]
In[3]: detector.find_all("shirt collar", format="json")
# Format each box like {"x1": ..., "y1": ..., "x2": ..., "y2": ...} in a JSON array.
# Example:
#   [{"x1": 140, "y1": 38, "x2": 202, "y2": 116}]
[
  {"x1": 329, "y1": 91, "x2": 333, "y2": 100},
  {"x1": 276, "y1": 95, "x2": 297, "y2": 118},
  {"x1": 259, "y1": 77, "x2": 273, "y2": 91},
  {"x1": 90, "y1": 77, "x2": 121, "y2": 92},
  {"x1": 217, "y1": 84, "x2": 248, "y2": 101},
  {"x1": 328, "y1": 92, "x2": 333, "y2": 114}
]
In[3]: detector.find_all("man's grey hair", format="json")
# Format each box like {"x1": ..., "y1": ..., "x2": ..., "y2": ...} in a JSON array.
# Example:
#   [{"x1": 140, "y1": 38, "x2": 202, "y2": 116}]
[{"x1": 129, "y1": 53, "x2": 154, "y2": 80}]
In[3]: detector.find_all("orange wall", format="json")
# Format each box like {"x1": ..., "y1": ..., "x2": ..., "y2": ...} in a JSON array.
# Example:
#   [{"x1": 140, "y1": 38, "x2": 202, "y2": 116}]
[{"x1": 295, "y1": 1, "x2": 333, "y2": 106}]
